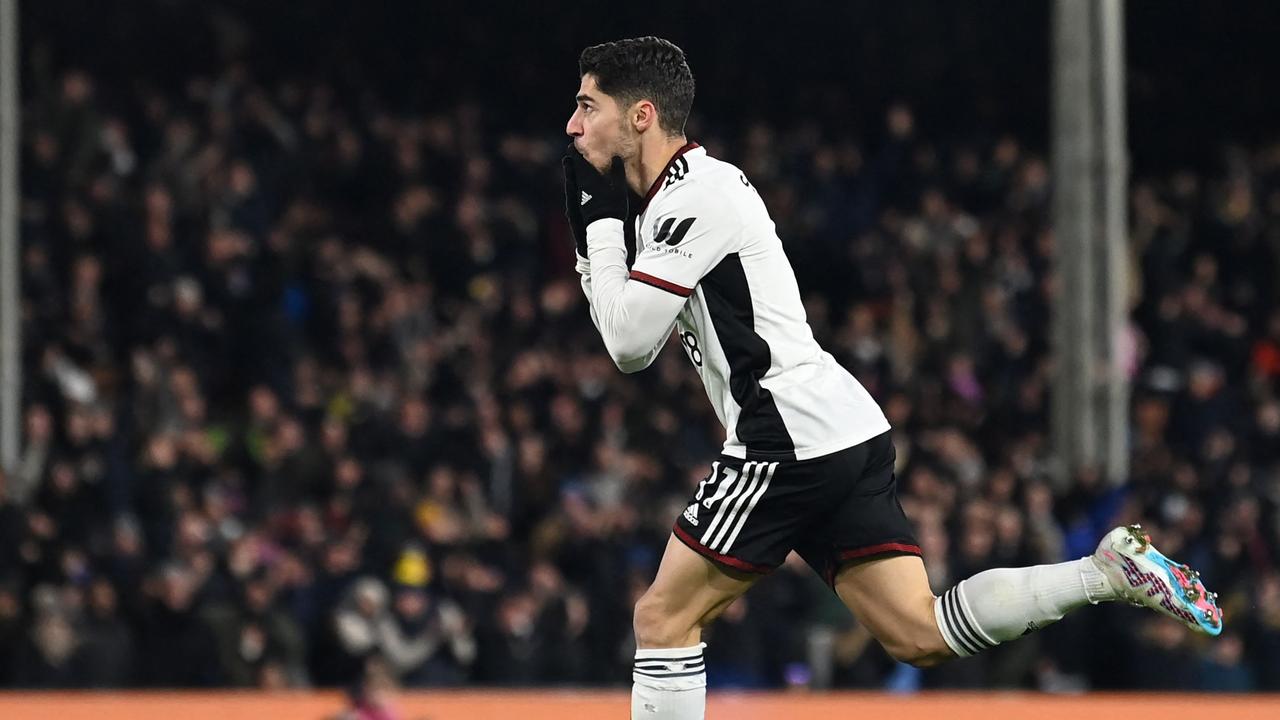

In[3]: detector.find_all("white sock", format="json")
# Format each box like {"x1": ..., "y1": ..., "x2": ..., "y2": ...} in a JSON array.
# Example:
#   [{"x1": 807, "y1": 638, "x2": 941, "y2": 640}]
[
  {"x1": 632, "y1": 643, "x2": 707, "y2": 719},
  {"x1": 934, "y1": 557, "x2": 1115, "y2": 656}
]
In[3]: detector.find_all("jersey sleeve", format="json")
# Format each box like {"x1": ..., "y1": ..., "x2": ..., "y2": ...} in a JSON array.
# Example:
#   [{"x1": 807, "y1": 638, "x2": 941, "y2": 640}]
[
  {"x1": 580, "y1": 182, "x2": 739, "y2": 374},
  {"x1": 627, "y1": 183, "x2": 740, "y2": 298},
  {"x1": 581, "y1": 218, "x2": 683, "y2": 373}
]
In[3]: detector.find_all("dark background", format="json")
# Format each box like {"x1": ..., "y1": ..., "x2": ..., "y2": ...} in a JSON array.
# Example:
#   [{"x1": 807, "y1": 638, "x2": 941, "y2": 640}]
[{"x1": 21, "y1": 1, "x2": 1280, "y2": 167}]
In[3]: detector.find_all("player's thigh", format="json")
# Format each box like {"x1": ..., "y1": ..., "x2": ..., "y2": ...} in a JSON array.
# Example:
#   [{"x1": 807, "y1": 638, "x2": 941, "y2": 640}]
[
  {"x1": 832, "y1": 553, "x2": 950, "y2": 661},
  {"x1": 794, "y1": 432, "x2": 922, "y2": 588},
  {"x1": 634, "y1": 533, "x2": 759, "y2": 647}
]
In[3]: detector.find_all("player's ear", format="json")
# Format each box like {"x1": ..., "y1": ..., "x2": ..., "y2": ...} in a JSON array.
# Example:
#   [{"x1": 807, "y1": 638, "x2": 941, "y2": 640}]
[{"x1": 632, "y1": 100, "x2": 658, "y2": 133}]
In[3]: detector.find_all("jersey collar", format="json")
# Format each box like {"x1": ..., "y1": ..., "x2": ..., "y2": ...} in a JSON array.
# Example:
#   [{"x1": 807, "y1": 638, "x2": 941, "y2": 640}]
[{"x1": 639, "y1": 141, "x2": 701, "y2": 212}]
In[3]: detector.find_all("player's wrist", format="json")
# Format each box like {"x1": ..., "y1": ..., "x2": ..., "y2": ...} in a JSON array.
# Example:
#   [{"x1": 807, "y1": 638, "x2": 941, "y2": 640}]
[
  {"x1": 585, "y1": 218, "x2": 627, "y2": 258},
  {"x1": 585, "y1": 217, "x2": 625, "y2": 235}
]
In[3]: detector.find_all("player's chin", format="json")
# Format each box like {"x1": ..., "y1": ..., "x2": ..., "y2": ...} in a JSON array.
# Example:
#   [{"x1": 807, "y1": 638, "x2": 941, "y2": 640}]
[{"x1": 579, "y1": 147, "x2": 610, "y2": 173}]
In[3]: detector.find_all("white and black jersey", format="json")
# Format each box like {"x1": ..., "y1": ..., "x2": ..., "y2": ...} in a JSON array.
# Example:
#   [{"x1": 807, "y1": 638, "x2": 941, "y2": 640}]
[{"x1": 578, "y1": 143, "x2": 890, "y2": 462}]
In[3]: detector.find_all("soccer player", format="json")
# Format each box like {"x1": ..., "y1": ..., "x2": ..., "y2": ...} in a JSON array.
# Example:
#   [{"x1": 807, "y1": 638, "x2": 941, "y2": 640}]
[{"x1": 562, "y1": 36, "x2": 1222, "y2": 719}]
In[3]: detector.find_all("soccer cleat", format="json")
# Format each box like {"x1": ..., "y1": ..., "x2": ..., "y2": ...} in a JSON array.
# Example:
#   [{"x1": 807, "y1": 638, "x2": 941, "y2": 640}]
[{"x1": 1092, "y1": 524, "x2": 1223, "y2": 636}]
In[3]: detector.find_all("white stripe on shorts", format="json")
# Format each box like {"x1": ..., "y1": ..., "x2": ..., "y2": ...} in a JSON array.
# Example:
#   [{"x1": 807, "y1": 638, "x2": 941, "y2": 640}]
[
  {"x1": 708, "y1": 461, "x2": 764, "y2": 551},
  {"x1": 719, "y1": 461, "x2": 778, "y2": 553},
  {"x1": 700, "y1": 462, "x2": 750, "y2": 546}
]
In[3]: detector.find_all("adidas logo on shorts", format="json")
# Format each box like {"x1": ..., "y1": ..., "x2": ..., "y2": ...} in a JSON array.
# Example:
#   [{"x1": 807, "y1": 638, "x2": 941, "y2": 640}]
[{"x1": 683, "y1": 503, "x2": 700, "y2": 526}]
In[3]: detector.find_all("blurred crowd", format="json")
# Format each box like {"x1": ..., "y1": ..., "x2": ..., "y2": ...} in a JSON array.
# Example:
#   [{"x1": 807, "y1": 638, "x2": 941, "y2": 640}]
[{"x1": 5, "y1": 22, "x2": 1280, "y2": 694}]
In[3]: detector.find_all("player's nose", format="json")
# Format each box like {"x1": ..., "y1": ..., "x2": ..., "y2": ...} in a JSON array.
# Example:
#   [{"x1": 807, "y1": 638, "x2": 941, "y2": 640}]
[{"x1": 566, "y1": 109, "x2": 583, "y2": 138}]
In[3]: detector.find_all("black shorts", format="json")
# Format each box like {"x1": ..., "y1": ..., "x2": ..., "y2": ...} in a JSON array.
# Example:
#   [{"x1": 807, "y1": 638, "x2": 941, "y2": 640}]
[{"x1": 672, "y1": 431, "x2": 920, "y2": 586}]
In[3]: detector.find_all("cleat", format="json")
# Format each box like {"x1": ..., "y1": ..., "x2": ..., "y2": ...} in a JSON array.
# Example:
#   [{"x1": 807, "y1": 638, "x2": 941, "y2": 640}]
[
  {"x1": 1091, "y1": 526, "x2": 1223, "y2": 636},
  {"x1": 1121, "y1": 524, "x2": 1151, "y2": 552}
]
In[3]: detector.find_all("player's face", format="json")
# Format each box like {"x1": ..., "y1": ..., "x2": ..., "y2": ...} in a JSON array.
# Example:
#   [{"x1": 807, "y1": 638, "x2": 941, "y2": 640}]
[{"x1": 566, "y1": 74, "x2": 635, "y2": 173}]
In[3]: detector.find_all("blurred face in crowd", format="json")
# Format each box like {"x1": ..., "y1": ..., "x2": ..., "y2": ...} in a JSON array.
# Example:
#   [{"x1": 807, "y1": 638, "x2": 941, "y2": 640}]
[
  {"x1": 394, "y1": 588, "x2": 427, "y2": 619},
  {"x1": 88, "y1": 579, "x2": 118, "y2": 619},
  {"x1": 35, "y1": 614, "x2": 77, "y2": 664},
  {"x1": 0, "y1": 588, "x2": 18, "y2": 620},
  {"x1": 566, "y1": 74, "x2": 641, "y2": 173},
  {"x1": 161, "y1": 567, "x2": 197, "y2": 611}
]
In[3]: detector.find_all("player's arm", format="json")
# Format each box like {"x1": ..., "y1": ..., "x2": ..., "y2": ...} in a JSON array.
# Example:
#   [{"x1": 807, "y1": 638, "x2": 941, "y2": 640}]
[
  {"x1": 586, "y1": 181, "x2": 736, "y2": 372},
  {"x1": 564, "y1": 147, "x2": 734, "y2": 372},
  {"x1": 576, "y1": 229, "x2": 675, "y2": 373},
  {"x1": 571, "y1": 196, "x2": 670, "y2": 372},
  {"x1": 564, "y1": 147, "x2": 679, "y2": 372},
  {"x1": 580, "y1": 217, "x2": 683, "y2": 372}
]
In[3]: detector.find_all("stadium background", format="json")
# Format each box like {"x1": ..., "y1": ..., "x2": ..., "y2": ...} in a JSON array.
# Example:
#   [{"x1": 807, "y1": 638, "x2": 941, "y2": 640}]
[{"x1": 2, "y1": 0, "x2": 1280, "y2": 716}]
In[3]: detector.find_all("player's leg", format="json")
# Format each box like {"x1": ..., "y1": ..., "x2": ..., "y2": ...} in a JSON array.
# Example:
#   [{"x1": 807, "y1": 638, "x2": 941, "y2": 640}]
[
  {"x1": 634, "y1": 533, "x2": 759, "y2": 649},
  {"x1": 819, "y1": 434, "x2": 1223, "y2": 664},
  {"x1": 830, "y1": 549, "x2": 1111, "y2": 664},
  {"x1": 631, "y1": 534, "x2": 759, "y2": 720},
  {"x1": 834, "y1": 525, "x2": 1223, "y2": 664},
  {"x1": 633, "y1": 456, "x2": 801, "y2": 719},
  {"x1": 792, "y1": 431, "x2": 956, "y2": 665},
  {"x1": 829, "y1": 553, "x2": 953, "y2": 666}
]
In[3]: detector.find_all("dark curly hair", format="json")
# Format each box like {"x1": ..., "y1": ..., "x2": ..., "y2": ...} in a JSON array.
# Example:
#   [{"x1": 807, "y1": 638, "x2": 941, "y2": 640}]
[{"x1": 579, "y1": 36, "x2": 695, "y2": 137}]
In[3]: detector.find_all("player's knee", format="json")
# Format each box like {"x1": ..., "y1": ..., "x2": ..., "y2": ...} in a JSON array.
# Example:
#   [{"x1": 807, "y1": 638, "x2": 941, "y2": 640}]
[
  {"x1": 880, "y1": 626, "x2": 953, "y2": 668},
  {"x1": 883, "y1": 639, "x2": 947, "y2": 668},
  {"x1": 632, "y1": 592, "x2": 697, "y2": 649}
]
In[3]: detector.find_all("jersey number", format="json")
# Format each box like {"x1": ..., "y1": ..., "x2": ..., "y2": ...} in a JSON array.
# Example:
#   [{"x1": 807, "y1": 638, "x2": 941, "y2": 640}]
[{"x1": 680, "y1": 330, "x2": 703, "y2": 367}]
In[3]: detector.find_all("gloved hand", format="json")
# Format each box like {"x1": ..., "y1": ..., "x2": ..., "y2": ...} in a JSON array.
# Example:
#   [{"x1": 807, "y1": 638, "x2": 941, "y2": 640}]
[{"x1": 562, "y1": 144, "x2": 629, "y2": 258}]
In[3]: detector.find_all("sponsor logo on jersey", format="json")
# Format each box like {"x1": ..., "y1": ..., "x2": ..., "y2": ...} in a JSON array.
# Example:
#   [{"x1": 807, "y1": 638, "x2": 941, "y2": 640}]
[
  {"x1": 654, "y1": 217, "x2": 697, "y2": 246},
  {"x1": 645, "y1": 217, "x2": 697, "y2": 259}
]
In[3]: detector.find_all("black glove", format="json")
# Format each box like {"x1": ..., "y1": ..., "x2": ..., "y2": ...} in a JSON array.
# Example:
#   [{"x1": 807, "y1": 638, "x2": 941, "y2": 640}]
[{"x1": 562, "y1": 144, "x2": 629, "y2": 258}]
